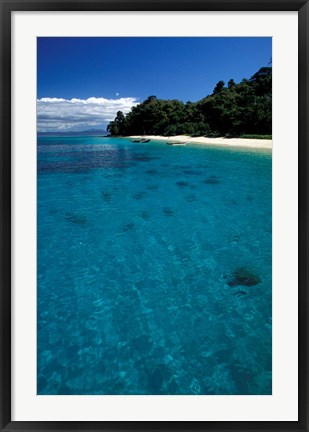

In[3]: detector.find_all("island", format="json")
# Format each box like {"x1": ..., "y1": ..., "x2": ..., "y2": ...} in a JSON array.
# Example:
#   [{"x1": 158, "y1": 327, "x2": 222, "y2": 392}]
[{"x1": 107, "y1": 66, "x2": 272, "y2": 150}]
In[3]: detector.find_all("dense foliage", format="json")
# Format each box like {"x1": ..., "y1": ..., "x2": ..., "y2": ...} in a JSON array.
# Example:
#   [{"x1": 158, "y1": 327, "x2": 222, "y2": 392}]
[{"x1": 107, "y1": 66, "x2": 272, "y2": 137}]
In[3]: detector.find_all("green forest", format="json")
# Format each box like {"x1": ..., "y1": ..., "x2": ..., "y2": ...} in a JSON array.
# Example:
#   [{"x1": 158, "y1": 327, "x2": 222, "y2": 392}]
[{"x1": 107, "y1": 66, "x2": 272, "y2": 138}]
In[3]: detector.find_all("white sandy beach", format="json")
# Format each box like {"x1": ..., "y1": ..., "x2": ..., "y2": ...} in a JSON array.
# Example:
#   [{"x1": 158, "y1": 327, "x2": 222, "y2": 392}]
[{"x1": 129, "y1": 135, "x2": 272, "y2": 150}]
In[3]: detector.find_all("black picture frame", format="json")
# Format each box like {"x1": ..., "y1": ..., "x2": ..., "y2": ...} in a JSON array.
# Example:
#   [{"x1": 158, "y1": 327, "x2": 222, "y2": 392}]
[{"x1": 1, "y1": 1, "x2": 308, "y2": 431}]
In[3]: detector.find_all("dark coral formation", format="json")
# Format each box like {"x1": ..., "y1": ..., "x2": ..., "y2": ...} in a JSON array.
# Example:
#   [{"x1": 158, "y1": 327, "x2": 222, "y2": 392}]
[
  {"x1": 183, "y1": 169, "x2": 202, "y2": 176},
  {"x1": 133, "y1": 191, "x2": 147, "y2": 200},
  {"x1": 64, "y1": 212, "x2": 88, "y2": 225},
  {"x1": 101, "y1": 191, "x2": 112, "y2": 202},
  {"x1": 134, "y1": 154, "x2": 160, "y2": 162},
  {"x1": 163, "y1": 207, "x2": 174, "y2": 216},
  {"x1": 176, "y1": 181, "x2": 189, "y2": 188},
  {"x1": 145, "y1": 169, "x2": 158, "y2": 175},
  {"x1": 121, "y1": 223, "x2": 136, "y2": 232},
  {"x1": 227, "y1": 267, "x2": 261, "y2": 287},
  {"x1": 203, "y1": 175, "x2": 220, "y2": 185}
]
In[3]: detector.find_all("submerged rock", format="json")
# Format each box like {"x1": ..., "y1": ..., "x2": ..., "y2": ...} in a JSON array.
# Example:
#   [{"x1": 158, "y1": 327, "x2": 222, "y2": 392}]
[
  {"x1": 163, "y1": 207, "x2": 174, "y2": 216},
  {"x1": 121, "y1": 223, "x2": 136, "y2": 232},
  {"x1": 64, "y1": 212, "x2": 88, "y2": 225},
  {"x1": 145, "y1": 169, "x2": 158, "y2": 175},
  {"x1": 134, "y1": 154, "x2": 160, "y2": 162},
  {"x1": 176, "y1": 181, "x2": 189, "y2": 188},
  {"x1": 101, "y1": 191, "x2": 112, "y2": 202},
  {"x1": 183, "y1": 169, "x2": 201, "y2": 176},
  {"x1": 133, "y1": 191, "x2": 147, "y2": 200},
  {"x1": 203, "y1": 175, "x2": 220, "y2": 185},
  {"x1": 227, "y1": 267, "x2": 261, "y2": 287}
]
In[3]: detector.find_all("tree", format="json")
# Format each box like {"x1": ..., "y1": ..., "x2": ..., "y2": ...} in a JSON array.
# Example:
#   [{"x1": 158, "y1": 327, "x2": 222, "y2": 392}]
[
  {"x1": 107, "y1": 111, "x2": 126, "y2": 135},
  {"x1": 107, "y1": 65, "x2": 272, "y2": 137},
  {"x1": 228, "y1": 79, "x2": 236, "y2": 89},
  {"x1": 213, "y1": 80, "x2": 225, "y2": 94}
]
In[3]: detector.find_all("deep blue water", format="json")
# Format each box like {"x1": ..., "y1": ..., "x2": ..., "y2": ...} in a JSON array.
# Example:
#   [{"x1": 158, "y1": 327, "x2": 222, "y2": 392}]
[{"x1": 37, "y1": 136, "x2": 272, "y2": 395}]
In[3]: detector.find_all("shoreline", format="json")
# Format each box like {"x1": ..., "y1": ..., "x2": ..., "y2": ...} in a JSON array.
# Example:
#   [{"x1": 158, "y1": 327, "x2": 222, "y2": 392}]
[{"x1": 129, "y1": 135, "x2": 272, "y2": 150}]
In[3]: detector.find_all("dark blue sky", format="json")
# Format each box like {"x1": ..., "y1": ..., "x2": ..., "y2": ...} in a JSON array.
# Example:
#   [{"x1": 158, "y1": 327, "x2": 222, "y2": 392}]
[{"x1": 38, "y1": 37, "x2": 271, "y2": 102}]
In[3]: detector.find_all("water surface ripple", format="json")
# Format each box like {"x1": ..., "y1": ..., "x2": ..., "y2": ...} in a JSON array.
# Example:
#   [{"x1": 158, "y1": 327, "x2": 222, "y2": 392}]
[{"x1": 38, "y1": 136, "x2": 272, "y2": 395}]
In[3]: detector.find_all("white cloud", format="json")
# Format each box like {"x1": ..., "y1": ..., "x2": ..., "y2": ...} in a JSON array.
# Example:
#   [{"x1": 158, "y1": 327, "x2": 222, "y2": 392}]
[
  {"x1": 37, "y1": 96, "x2": 139, "y2": 132},
  {"x1": 116, "y1": 92, "x2": 120, "y2": 96}
]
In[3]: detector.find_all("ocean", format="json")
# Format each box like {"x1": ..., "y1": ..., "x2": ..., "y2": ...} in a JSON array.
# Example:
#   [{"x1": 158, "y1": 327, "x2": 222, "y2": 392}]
[{"x1": 37, "y1": 135, "x2": 272, "y2": 395}]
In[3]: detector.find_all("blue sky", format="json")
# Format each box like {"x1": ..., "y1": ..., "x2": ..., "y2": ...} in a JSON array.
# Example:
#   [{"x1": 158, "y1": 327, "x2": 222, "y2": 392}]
[{"x1": 37, "y1": 37, "x2": 271, "y2": 132}]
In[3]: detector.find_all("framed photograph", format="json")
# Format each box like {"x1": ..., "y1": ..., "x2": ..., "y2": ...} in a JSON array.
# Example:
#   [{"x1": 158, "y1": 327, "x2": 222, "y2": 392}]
[{"x1": 1, "y1": 0, "x2": 308, "y2": 431}]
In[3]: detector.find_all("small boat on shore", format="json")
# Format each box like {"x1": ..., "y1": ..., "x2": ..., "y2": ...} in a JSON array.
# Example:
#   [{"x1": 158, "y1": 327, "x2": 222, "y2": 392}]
[{"x1": 131, "y1": 138, "x2": 151, "y2": 143}]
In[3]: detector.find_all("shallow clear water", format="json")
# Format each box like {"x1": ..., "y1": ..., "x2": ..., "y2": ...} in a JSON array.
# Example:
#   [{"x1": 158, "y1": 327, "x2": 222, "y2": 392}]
[{"x1": 37, "y1": 136, "x2": 272, "y2": 395}]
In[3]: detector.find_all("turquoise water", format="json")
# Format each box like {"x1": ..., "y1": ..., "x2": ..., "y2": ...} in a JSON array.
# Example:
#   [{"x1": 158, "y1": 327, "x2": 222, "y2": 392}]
[{"x1": 37, "y1": 136, "x2": 272, "y2": 395}]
